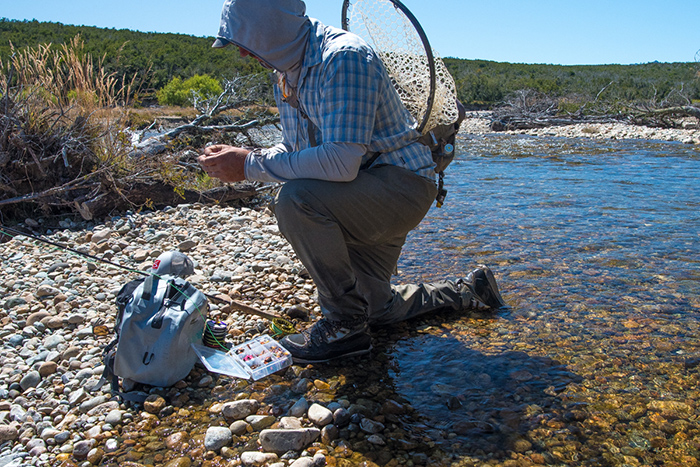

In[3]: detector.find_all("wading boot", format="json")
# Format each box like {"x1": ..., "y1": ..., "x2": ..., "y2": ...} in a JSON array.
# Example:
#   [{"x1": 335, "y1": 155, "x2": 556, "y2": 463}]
[
  {"x1": 461, "y1": 265, "x2": 507, "y2": 310},
  {"x1": 280, "y1": 317, "x2": 371, "y2": 364}
]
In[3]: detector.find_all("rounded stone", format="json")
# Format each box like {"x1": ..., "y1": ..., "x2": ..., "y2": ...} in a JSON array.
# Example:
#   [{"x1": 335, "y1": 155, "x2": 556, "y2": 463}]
[
  {"x1": 72, "y1": 439, "x2": 95, "y2": 460},
  {"x1": 0, "y1": 425, "x2": 19, "y2": 442},
  {"x1": 20, "y1": 371, "x2": 41, "y2": 391},
  {"x1": 204, "y1": 426, "x2": 232, "y2": 452},
  {"x1": 163, "y1": 457, "x2": 192, "y2": 467},
  {"x1": 143, "y1": 395, "x2": 167, "y2": 414},
  {"x1": 221, "y1": 399, "x2": 259, "y2": 421},
  {"x1": 308, "y1": 403, "x2": 333, "y2": 427},
  {"x1": 229, "y1": 420, "x2": 249, "y2": 436},
  {"x1": 39, "y1": 361, "x2": 58, "y2": 377}
]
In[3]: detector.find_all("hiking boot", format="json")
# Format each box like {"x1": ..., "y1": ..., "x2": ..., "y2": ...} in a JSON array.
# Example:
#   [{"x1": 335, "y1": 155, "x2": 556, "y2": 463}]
[
  {"x1": 280, "y1": 318, "x2": 371, "y2": 364},
  {"x1": 461, "y1": 265, "x2": 507, "y2": 310}
]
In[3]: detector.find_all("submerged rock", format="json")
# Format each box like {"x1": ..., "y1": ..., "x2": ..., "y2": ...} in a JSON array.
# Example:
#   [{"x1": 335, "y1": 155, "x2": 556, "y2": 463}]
[{"x1": 259, "y1": 428, "x2": 321, "y2": 454}]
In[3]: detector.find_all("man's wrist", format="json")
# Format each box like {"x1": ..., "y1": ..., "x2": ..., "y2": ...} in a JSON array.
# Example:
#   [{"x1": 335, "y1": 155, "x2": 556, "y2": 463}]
[{"x1": 244, "y1": 147, "x2": 265, "y2": 180}]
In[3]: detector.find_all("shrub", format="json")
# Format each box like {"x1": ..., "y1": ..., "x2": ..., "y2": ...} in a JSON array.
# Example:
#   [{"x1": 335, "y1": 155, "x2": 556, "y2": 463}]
[{"x1": 157, "y1": 74, "x2": 223, "y2": 107}]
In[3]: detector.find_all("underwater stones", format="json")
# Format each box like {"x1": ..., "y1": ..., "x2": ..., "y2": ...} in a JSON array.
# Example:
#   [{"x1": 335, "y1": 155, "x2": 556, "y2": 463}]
[
  {"x1": 307, "y1": 403, "x2": 333, "y2": 427},
  {"x1": 259, "y1": 428, "x2": 321, "y2": 454},
  {"x1": 204, "y1": 426, "x2": 232, "y2": 452},
  {"x1": 647, "y1": 400, "x2": 693, "y2": 419},
  {"x1": 288, "y1": 397, "x2": 309, "y2": 418},
  {"x1": 222, "y1": 399, "x2": 260, "y2": 421}
]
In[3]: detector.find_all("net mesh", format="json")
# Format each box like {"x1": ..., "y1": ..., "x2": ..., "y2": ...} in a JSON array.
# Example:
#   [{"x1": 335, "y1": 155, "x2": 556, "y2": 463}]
[{"x1": 344, "y1": 0, "x2": 459, "y2": 133}]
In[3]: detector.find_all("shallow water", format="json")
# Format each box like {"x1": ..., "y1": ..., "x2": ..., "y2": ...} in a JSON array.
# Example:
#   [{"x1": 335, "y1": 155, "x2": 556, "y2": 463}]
[{"x1": 390, "y1": 134, "x2": 700, "y2": 465}]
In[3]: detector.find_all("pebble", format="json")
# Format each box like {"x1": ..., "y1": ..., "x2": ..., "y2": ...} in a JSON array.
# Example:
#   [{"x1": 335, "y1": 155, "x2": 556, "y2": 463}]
[
  {"x1": 143, "y1": 395, "x2": 166, "y2": 414},
  {"x1": 288, "y1": 397, "x2": 309, "y2": 417},
  {"x1": 229, "y1": 420, "x2": 249, "y2": 436},
  {"x1": 19, "y1": 371, "x2": 41, "y2": 390},
  {"x1": 307, "y1": 403, "x2": 333, "y2": 427},
  {"x1": 0, "y1": 425, "x2": 18, "y2": 442},
  {"x1": 259, "y1": 428, "x2": 321, "y2": 454},
  {"x1": 204, "y1": 426, "x2": 232, "y2": 452},
  {"x1": 245, "y1": 414, "x2": 276, "y2": 431},
  {"x1": 359, "y1": 417, "x2": 385, "y2": 434},
  {"x1": 222, "y1": 399, "x2": 260, "y2": 421},
  {"x1": 240, "y1": 451, "x2": 279, "y2": 466}
]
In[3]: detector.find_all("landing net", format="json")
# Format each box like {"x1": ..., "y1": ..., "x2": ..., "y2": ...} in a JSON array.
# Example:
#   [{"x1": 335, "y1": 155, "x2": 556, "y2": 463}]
[{"x1": 342, "y1": 0, "x2": 459, "y2": 133}]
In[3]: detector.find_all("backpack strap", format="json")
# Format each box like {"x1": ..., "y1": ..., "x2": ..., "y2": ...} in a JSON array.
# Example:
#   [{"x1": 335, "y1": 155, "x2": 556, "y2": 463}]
[
  {"x1": 141, "y1": 273, "x2": 158, "y2": 302},
  {"x1": 92, "y1": 344, "x2": 150, "y2": 406}
]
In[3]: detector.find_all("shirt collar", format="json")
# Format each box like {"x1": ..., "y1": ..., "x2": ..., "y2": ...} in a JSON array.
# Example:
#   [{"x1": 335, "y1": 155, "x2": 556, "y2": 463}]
[{"x1": 297, "y1": 19, "x2": 325, "y2": 88}]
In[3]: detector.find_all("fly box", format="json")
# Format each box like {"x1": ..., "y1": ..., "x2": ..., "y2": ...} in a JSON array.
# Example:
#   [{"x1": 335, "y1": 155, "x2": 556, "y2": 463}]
[{"x1": 191, "y1": 334, "x2": 292, "y2": 380}]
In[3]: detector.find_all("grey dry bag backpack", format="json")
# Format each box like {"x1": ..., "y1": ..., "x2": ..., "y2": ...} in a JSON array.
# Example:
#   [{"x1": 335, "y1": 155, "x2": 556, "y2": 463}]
[{"x1": 100, "y1": 273, "x2": 208, "y2": 402}]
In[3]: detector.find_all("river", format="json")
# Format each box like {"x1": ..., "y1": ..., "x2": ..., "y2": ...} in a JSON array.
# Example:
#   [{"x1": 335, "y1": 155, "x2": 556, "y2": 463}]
[{"x1": 385, "y1": 134, "x2": 700, "y2": 465}]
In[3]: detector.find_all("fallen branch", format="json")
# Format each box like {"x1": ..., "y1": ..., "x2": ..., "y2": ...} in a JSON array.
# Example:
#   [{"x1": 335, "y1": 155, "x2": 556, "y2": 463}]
[
  {"x1": 131, "y1": 116, "x2": 281, "y2": 157},
  {"x1": 73, "y1": 182, "x2": 258, "y2": 220},
  {"x1": 640, "y1": 105, "x2": 700, "y2": 120}
]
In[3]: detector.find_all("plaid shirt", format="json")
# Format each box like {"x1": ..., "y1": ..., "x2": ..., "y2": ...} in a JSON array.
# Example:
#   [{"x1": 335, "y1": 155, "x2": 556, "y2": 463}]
[{"x1": 275, "y1": 20, "x2": 435, "y2": 180}]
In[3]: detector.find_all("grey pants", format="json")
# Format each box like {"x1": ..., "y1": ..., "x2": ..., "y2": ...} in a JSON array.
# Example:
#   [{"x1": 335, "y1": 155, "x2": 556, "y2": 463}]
[{"x1": 272, "y1": 165, "x2": 471, "y2": 326}]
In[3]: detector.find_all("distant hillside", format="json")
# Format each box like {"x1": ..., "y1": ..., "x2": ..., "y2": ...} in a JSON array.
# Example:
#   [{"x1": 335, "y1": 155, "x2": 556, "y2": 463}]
[
  {"x1": 445, "y1": 58, "x2": 700, "y2": 108},
  {"x1": 0, "y1": 19, "x2": 267, "y2": 93},
  {"x1": 2, "y1": 18, "x2": 698, "y2": 107}
]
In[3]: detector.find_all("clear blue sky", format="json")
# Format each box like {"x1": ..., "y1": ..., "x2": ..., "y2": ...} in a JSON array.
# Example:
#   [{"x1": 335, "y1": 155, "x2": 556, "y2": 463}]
[{"x1": 3, "y1": 0, "x2": 699, "y2": 65}]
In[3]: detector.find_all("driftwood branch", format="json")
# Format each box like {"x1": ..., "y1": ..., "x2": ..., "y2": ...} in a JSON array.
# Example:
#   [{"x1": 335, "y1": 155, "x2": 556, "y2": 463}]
[
  {"x1": 490, "y1": 87, "x2": 700, "y2": 131},
  {"x1": 74, "y1": 182, "x2": 258, "y2": 220},
  {"x1": 131, "y1": 116, "x2": 281, "y2": 157},
  {"x1": 131, "y1": 74, "x2": 278, "y2": 157},
  {"x1": 642, "y1": 106, "x2": 700, "y2": 120},
  {"x1": 1, "y1": 69, "x2": 279, "y2": 222}
]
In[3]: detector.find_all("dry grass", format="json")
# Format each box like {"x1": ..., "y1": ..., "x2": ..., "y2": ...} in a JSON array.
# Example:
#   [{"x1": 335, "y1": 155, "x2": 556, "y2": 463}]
[
  {"x1": 3, "y1": 35, "x2": 139, "y2": 110},
  {"x1": 0, "y1": 36, "x2": 147, "y2": 219},
  {"x1": 1, "y1": 36, "x2": 275, "y2": 221}
]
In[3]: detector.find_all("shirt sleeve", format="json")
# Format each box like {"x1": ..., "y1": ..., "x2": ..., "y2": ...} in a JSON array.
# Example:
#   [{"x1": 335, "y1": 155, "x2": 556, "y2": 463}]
[{"x1": 244, "y1": 142, "x2": 367, "y2": 183}]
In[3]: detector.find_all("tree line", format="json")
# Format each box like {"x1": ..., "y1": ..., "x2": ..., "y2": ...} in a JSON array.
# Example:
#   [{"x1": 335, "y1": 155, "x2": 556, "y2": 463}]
[{"x1": 2, "y1": 18, "x2": 699, "y2": 108}]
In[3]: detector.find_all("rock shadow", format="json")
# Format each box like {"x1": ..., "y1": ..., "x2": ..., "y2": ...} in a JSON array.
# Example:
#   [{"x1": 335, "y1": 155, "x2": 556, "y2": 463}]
[{"x1": 330, "y1": 328, "x2": 584, "y2": 463}]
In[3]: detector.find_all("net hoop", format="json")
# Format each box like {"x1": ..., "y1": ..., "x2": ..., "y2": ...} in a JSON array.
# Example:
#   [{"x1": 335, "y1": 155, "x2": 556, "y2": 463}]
[
  {"x1": 342, "y1": 0, "x2": 457, "y2": 134},
  {"x1": 342, "y1": 0, "x2": 435, "y2": 133}
]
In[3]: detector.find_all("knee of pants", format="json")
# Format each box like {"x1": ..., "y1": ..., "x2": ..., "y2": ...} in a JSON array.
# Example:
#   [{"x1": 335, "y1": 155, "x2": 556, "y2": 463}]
[{"x1": 272, "y1": 180, "x2": 319, "y2": 233}]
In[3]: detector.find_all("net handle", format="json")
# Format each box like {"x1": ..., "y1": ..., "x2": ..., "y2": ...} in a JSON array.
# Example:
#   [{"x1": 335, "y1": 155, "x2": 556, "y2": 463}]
[{"x1": 341, "y1": 0, "x2": 436, "y2": 133}]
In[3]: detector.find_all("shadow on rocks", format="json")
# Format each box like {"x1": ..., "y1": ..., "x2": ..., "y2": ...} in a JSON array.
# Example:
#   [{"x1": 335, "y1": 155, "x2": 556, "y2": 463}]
[{"x1": 324, "y1": 324, "x2": 584, "y2": 464}]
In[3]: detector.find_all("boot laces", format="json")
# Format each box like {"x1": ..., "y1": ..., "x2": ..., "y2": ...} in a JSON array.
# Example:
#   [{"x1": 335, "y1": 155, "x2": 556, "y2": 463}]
[{"x1": 303, "y1": 319, "x2": 341, "y2": 346}]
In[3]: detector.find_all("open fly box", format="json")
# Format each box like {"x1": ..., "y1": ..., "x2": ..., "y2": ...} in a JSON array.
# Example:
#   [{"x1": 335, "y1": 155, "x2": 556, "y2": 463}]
[{"x1": 192, "y1": 335, "x2": 292, "y2": 380}]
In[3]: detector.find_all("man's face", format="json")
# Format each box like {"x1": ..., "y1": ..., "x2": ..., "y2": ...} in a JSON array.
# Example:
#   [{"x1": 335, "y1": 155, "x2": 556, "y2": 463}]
[{"x1": 238, "y1": 47, "x2": 271, "y2": 68}]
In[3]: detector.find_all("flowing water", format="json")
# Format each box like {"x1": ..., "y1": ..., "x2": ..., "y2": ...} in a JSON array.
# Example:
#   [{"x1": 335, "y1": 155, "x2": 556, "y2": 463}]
[{"x1": 387, "y1": 134, "x2": 700, "y2": 465}]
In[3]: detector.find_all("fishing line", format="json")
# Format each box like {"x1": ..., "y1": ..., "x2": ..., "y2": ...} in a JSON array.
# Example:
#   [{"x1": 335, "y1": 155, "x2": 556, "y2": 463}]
[{"x1": 0, "y1": 225, "x2": 296, "y2": 340}]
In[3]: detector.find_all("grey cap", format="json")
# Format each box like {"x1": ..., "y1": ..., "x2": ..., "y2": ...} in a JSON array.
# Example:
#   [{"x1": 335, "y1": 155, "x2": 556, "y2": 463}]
[{"x1": 149, "y1": 251, "x2": 195, "y2": 278}]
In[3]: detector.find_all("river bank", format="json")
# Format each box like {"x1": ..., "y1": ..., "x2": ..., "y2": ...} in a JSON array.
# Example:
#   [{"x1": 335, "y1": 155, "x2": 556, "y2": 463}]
[
  {"x1": 460, "y1": 111, "x2": 700, "y2": 145},
  {"x1": 1, "y1": 204, "x2": 509, "y2": 467}
]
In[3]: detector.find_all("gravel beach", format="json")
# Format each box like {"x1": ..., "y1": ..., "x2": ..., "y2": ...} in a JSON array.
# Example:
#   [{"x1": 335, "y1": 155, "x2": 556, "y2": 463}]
[{"x1": 461, "y1": 111, "x2": 700, "y2": 145}]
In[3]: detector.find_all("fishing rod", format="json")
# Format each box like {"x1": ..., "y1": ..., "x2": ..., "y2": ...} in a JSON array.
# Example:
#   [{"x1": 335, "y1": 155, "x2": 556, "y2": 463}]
[{"x1": 0, "y1": 224, "x2": 296, "y2": 335}]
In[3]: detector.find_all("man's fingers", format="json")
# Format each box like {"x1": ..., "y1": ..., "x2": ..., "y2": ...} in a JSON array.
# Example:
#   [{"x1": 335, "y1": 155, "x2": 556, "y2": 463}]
[{"x1": 201, "y1": 144, "x2": 224, "y2": 157}]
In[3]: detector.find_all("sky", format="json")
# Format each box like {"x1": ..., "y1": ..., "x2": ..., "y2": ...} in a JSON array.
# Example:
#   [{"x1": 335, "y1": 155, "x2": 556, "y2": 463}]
[{"x1": 2, "y1": 0, "x2": 699, "y2": 65}]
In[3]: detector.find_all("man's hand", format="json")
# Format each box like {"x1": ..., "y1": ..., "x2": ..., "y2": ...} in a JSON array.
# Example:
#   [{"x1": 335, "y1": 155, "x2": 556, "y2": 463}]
[{"x1": 198, "y1": 145, "x2": 250, "y2": 183}]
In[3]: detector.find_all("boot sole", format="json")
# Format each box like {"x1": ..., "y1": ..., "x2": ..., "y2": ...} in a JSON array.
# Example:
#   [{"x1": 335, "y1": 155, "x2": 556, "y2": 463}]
[{"x1": 290, "y1": 345, "x2": 373, "y2": 364}]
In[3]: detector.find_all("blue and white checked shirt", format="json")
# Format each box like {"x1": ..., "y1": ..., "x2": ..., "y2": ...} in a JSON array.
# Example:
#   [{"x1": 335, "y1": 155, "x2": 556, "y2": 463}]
[{"x1": 244, "y1": 19, "x2": 436, "y2": 183}]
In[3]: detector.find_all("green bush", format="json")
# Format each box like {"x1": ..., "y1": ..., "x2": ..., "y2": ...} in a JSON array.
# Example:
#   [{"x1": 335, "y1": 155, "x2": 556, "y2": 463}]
[{"x1": 157, "y1": 74, "x2": 223, "y2": 107}]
